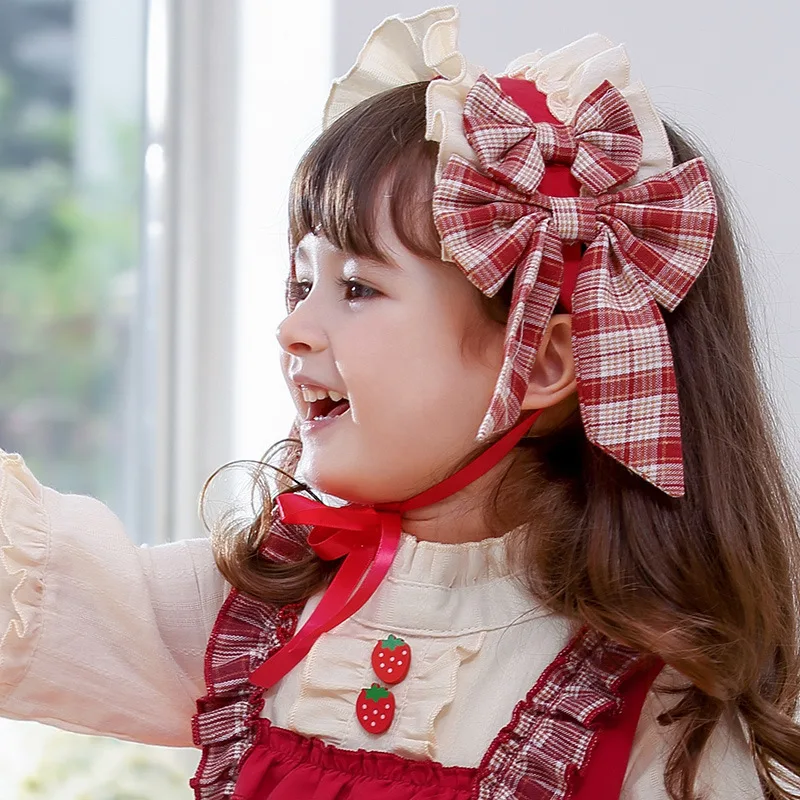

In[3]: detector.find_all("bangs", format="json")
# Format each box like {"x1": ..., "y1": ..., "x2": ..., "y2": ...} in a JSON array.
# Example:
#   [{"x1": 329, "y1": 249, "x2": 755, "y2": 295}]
[{"x1": 288, "y1": 81, "x2": 441, "y2": 266}]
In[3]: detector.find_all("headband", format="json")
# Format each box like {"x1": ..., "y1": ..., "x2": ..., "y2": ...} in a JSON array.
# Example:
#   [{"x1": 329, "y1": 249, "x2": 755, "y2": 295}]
[{"x1": 323, "y1": 6, "x2": 718, "y2": 497}]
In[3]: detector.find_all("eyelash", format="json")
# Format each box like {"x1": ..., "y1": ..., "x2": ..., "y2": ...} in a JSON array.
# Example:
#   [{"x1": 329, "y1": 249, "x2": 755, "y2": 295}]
[{"x1": 286, "y1": 277, "x2": 379, "y2": 309}]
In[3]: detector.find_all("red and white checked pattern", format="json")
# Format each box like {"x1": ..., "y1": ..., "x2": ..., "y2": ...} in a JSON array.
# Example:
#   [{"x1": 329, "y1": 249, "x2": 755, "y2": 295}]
[
  {"x1": 475, "y1": 629, "x2": 660, "y2": 800},
  {"x1": 190, "y1": 518, "x2": 310, "y2": 800},
  {"x1": 463, "y1": 75, "x2": 644, "y2": 196},
  {"x1": 190, "y1": 516, "x2": 658, "y2": 799},
  {"x1": 434, "y1": 136, "x2": 717, "y2": 496}
]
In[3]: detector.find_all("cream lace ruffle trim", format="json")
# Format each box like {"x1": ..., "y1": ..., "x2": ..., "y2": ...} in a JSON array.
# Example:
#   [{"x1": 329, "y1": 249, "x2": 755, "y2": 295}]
[
  {"x1": 286, "y1": 625, "x2": 486, "y2": 760},
  {"x1": 323, "y1": 5, "x2": 672, "y2": 186}
]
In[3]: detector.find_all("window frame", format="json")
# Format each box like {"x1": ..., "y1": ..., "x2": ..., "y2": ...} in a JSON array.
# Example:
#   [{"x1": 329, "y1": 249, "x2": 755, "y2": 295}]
[{"x1": 133, "y1": 0, "x2": 241, "y2": 543}]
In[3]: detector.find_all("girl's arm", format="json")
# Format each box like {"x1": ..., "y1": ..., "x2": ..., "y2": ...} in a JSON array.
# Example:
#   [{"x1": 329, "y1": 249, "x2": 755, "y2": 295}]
[
  {"x1": 623, "y1": 672, "x2": 763, "y2": 798},
  {"x1": 0, "y1": 449, "x2": 227, "y2": 746}
]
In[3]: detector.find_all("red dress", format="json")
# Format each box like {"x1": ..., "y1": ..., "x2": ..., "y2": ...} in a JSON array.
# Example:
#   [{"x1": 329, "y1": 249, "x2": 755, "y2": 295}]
[{"x1": 191, "y1": 590, "x2": 662, "y2": 800}]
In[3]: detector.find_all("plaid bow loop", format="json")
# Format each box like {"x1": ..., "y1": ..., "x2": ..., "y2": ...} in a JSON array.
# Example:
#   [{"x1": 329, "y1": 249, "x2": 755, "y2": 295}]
[
  {"x1": 434, "y1": 142, "x2": 718, "y2": 495},
  {"x1": 463, "y1": 75, "x2": 644, "y2": 196}
]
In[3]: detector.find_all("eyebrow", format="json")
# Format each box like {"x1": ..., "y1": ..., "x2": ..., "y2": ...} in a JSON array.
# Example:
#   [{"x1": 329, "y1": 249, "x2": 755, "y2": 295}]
[
  {"x1": 294, "y1": 238, "x2": 404, "y2": 273},
  {"x1": 294, "y1": 239, "x2": 314, "y2": 265},
  {"x1": 356, "y1": 258, "x2": 404, "y2": 273}
]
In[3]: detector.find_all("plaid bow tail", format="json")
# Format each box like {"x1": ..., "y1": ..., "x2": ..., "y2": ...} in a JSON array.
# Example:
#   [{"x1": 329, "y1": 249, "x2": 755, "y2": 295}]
[{"x1": 570, "y1": 158, "x2": 717, "y2": 495}]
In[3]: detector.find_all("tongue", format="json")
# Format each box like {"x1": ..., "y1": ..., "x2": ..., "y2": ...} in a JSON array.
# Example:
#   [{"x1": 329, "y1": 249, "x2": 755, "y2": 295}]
[{"x1": 327, "y1": 400, "x2": 350, "y2": 419}]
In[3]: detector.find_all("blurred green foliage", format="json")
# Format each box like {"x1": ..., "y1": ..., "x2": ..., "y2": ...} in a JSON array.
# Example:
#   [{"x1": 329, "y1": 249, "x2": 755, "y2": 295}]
[
  {"x1": 0, "y1": 4, "x2": 196, "y2": 798},
  {"x1": 0, "y1": 60, "x2": 141, "y2": 500},
  {"x1": 16, "y1": 728, "x2": 194, "y2": 800}
]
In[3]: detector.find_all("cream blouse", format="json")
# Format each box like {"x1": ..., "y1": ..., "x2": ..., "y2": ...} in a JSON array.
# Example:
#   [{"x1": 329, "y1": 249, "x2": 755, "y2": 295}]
[{"x1": 0, "y1": 450, "x2": 763, "y2": 797}]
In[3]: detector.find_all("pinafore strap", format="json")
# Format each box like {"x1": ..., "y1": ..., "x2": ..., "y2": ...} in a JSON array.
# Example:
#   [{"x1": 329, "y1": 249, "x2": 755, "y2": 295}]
[
  {"x1": 190, "y1": 512, "x2": 312, "y2": 800},
  {"x1": 191, "y1": 582, "x2": 662, "y2": 800},
  {"x1": 190, "y1": 588, "x2": 304, "y2": 800},
  {"x1": 473, "y1": 627, "x2": 663, "y2": 799}
]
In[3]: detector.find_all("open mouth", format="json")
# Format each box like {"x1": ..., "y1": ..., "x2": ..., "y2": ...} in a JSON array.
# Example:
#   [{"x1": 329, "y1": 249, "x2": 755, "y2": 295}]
[{"x1": 309, "y1": 396, "x2": 351, "y2": 421}]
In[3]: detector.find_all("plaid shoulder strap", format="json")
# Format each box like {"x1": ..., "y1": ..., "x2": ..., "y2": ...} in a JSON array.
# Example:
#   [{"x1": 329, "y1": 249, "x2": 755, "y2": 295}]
[
  {"x1": 474, "y1": 627, "x2": 663, "y2": 800},
  {"x1": 189, "y1": 513, "x2": 311, "y2": 800},
  {"x1": 190, "y1": 587, "x2": 304, "y2": 800}
]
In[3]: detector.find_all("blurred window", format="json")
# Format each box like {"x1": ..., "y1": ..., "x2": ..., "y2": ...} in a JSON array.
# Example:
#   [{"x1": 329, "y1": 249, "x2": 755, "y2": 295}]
[
  {"x1": 0, "y1": 0, "x2": 193, "y2": 796},
  {"x1": 0, "y1": 0, "x2": 143, "y2": 513}
]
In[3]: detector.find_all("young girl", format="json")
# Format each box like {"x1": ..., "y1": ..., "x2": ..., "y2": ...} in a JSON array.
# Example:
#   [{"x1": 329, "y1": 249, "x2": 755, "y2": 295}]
[{"x1": 2, "y1": 6, "x2": 800, "y2": 799}]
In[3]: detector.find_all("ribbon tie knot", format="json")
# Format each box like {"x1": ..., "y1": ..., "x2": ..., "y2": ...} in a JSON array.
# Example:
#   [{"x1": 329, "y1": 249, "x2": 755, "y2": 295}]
[
  {"x1": 534, "y1": 121, "x2": 579, "y2": 166},
  {"x1": 248, "y1": 410, "x2": 541, "y2": 690},
  {"x1": 548, "y1": 194, "x2": 599, "y2": 243}
]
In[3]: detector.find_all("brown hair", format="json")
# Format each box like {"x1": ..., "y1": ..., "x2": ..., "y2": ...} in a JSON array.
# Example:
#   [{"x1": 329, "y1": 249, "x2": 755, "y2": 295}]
[{"x1": 207, "y1": 81, "x2": 800, "y2": 797}]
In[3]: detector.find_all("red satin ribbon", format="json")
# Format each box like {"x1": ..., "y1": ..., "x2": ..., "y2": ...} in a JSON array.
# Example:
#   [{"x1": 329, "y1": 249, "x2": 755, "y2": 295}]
[{"x1": 249, "y1": 407, "x2": 544, "y2": 689}]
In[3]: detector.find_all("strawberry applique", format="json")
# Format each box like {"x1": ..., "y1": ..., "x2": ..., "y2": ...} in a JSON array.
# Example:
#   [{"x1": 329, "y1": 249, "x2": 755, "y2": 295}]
[
  {"x1": 371, "y1": 634, "x2": 411, "y2": 685},
  {"x1": 356, "y1": 683, "x2": 395, "y2": 734}
]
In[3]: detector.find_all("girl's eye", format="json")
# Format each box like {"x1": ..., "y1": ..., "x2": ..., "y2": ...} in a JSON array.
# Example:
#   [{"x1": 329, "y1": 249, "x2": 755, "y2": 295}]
[
  {"x1": 284, "y1": 277, "x2": 379, "y2": 311},
  {"x1": 335, "y1": 277, "x2": 378, "y2": 302},
  {"x1": 285, "y1": 279, "x2": 310, "y2": 310}
]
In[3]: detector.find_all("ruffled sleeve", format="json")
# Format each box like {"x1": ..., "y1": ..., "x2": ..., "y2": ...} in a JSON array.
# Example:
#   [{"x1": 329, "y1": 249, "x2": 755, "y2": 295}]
[{"x1": 0, "y1": 449, "x2": 227, "y2": 746}]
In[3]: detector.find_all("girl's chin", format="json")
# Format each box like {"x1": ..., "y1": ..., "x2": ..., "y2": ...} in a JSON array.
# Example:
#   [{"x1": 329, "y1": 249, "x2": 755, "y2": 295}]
[
  {"x1": 296, "y1": 464, "x2": 411, "y2": 506},
  {"x1": 295, "y1": 460, "x2": 361, "y2": 502}
]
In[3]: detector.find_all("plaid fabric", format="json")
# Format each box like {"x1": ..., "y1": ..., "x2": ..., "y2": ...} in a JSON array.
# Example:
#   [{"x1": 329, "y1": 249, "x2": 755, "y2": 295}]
[
  {"x1": 192, "y1": 572, "x2": 656, "y2": 800},
  {"x1": 475, "y1": 628, "x2": 659, "y2": 800},
  {"x1": 433, "y1": 75, "x2": 718, "y2": 496},
  {"x1": 258, "y1": 509, "x2": 314, "y2": 563},
  {"x1": 190, "y1": 517, "x2": 309, "y2": 800},
  {"x1": 463, "y1": 75, "x2": 643, "y2": 196}
]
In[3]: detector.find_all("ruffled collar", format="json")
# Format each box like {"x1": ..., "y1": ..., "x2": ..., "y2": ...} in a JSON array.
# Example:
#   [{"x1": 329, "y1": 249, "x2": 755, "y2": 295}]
[
  {"x1": 312, "y1": 490, "x2": 521, "y2": 588},
  {"x1": 390, "y1": 528, "x2": 517, "y2": 587}
]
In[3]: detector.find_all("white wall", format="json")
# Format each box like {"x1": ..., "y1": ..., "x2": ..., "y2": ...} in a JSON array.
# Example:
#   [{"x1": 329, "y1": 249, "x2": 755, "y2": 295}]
[
  {"x1": 331, "y1": 0, "x2": 800, "y2": 462},
  {"x1": 233, "y1": 0, "x2": 333, "y2": 460}
]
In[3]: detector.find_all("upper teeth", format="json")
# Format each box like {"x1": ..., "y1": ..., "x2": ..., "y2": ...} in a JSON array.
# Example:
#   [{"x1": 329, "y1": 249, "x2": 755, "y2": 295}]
[{"x1": 300, "y1": 386, "x2": 347, "y2": 403}]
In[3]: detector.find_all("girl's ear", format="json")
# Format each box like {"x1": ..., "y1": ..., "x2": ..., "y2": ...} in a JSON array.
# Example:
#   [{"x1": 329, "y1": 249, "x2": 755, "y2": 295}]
[{"x1": 520, "y1": 313, "x2": 577, "y2": 411}]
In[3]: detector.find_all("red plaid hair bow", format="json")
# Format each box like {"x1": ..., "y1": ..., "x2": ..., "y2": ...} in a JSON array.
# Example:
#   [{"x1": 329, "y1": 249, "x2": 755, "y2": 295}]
[
  {"x1": 433, "y1": 75, "x2": 718, "y2": 497},
  {"x1": 463, "y1": 75, "x2": 644, "y2": 196}
]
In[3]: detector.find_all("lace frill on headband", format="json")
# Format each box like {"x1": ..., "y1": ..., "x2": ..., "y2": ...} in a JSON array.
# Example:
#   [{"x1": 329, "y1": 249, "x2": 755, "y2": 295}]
[
  {"x1": 323, "y1": 6, "x2": 483, "y2": 185},
  {"x1": 323, "y1": 6, "x2": 672, "y2": 189}
]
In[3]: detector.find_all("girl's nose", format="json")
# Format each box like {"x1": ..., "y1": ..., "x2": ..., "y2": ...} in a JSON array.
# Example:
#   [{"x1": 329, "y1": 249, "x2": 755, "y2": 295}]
[{"x1": 275, "y1": 305, "x2": 327, "y2": 356}]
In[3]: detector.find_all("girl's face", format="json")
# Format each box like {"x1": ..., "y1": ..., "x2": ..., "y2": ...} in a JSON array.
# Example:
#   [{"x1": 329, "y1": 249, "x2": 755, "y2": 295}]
[{"x1": 276, "y1": 201, "x2": 507, "y2": 505}]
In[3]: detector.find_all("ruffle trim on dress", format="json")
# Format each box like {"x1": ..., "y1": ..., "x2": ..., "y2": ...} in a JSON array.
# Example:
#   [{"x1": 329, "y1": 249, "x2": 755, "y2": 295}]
[
  {"x1": 473, "y1": 627, "x2": 661, "y2": 800},
  {"x1": 288, "y1": 624, "x2": 485, "y2": 761},
  {"x1": 394, "y1": 632, "x2": 485, "y2": 760},
  {"x1": 389, "y1": 530, "x2": 513, "y2": 586},
  {"x1": 191, "y1": 514, "x2": 308, "y2": 800},
  {"x1": 191, "y1": 586, "x2": 304, "y2": 800},
  {"x1": 0, "y1": 451, "x2": 50, "y2": 700},
  {"x1": 246, "y1": 717, "x2": 476, "y2": 789},
  {"x1": 193, "y1": 548, "x2": 657, "y2": 800}
]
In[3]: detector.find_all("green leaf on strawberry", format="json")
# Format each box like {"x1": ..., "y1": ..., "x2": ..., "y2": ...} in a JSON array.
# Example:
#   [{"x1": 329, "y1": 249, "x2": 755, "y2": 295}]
[
  {"x1": 364, "y1": 684, "x2": 391, "y2": 701},
  {"x1": 356, "y1": 683, "x2": 395, "y2": 734}
]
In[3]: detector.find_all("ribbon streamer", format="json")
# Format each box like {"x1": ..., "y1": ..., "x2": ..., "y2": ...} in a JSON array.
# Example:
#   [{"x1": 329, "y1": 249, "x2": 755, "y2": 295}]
[{"x1": 250, "y1": 407, "x2": 543, "y2": 689}]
